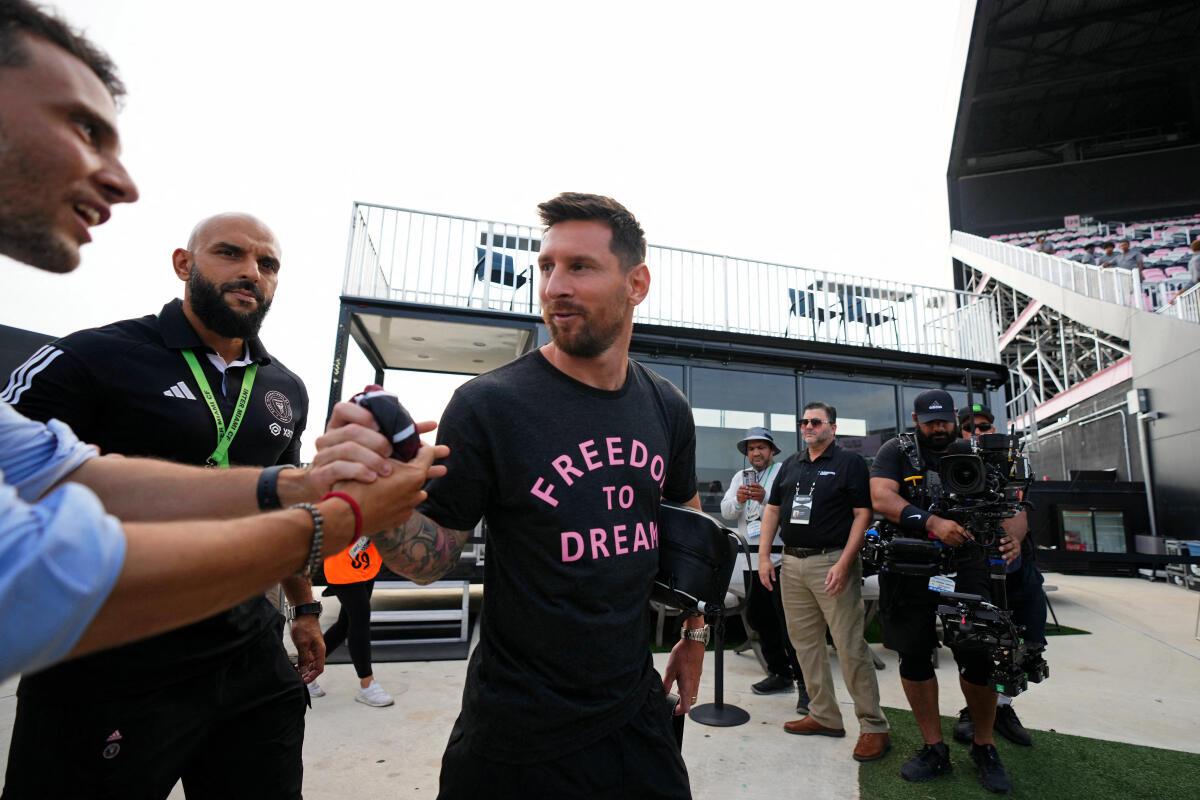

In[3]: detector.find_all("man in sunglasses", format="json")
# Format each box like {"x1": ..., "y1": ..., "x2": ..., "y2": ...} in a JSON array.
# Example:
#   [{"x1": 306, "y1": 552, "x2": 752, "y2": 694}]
[
  {"x1": 869, "y1": 390, "x2": 1012, "y2": 794},
  {"x1": 757, "y1": 403, "x2": 890, "y2": 763},
  {"x1": 951, "y1": 404, "x2": 1045, "y2": 749}
]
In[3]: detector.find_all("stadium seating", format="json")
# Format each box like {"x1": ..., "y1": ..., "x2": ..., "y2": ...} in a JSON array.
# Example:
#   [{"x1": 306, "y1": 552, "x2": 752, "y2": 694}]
[{"x1": 986, "y1": 212, "x2": 1198, "y2": 312}]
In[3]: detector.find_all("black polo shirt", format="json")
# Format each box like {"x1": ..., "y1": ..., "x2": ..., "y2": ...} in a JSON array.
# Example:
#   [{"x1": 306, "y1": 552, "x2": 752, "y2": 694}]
[
  {"x1": 766, "y1": 442, "x2": 870, "y2": 549},
  {"x1": 9, "y1": 298, "x2": 309, "y2": 697}
]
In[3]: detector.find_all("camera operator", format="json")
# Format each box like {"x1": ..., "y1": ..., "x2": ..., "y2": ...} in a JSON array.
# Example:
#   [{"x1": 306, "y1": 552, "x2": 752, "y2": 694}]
[
  {"x1": 720, "y1": 427, "x2": 808, "y2": 710},
  {"x1": 952, "y1": 405, "x2": 1044, "y2": 749},
  {"x1": 869, "y1": 390, "x2": 1012, "y2": 794}
]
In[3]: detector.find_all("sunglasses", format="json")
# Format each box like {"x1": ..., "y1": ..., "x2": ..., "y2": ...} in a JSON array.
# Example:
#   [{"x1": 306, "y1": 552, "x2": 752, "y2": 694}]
[
  {"x1": 962, "y1": 422, "x2": 993, "y2": 432},
  {"x1": 799, "y1": 418, "x2": 828, "y2": 428}
]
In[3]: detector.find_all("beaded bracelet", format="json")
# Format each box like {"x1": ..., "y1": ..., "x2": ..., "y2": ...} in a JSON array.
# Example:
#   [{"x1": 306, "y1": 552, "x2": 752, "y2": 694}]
[{"x1": 291, "y1": 502, "x2": 324, "y2": 579}]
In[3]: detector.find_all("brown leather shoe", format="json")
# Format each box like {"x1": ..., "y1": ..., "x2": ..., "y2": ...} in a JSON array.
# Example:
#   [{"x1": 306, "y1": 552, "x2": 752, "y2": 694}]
[
  {"x1": 783, "y1": 716, "x2": 846, "y2": 737},
  {"x1": 853, "y1": 732, "x2": 892, "y2": 762}
]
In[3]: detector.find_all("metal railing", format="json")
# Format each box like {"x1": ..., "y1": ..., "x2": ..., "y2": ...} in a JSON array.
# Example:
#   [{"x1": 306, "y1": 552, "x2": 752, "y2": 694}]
[
  {"x1": 1157, "y1": 281, "x2": 1200, "y2": 323},
  {"x1": 344, "y1": 202, "x2": 1001, "y2": 362},
  {"x1": 952, "y1": 231, "x2": 1143, "y2": 307}
]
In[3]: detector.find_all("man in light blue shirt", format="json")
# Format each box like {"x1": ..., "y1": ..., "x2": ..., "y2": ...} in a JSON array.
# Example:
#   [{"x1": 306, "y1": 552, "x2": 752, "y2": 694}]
[
  {"x1": 0, "y1": 406, "x2": 125, "y2": 677},
  {"x1": 0, "y1": 1, "x2": 444, "y2": 682}
]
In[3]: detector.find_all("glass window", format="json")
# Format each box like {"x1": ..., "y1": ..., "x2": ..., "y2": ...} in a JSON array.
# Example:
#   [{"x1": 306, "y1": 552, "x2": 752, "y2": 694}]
[
  {"x1": 804, "y1": 377, "x2": 897, "y2": 462},
  {"x1": 689, "y1": 366, "x2": 798, "y2": 515},
  {"x1": 1061, "y1": 509, "x2": 1093, "y2": 551},
  {"x1": 1094, "y1": 511, "x2": 1127, "y2": 553},
  {"x1": 1059, "y1": 509, "x2": 1128, "y2": 553}
]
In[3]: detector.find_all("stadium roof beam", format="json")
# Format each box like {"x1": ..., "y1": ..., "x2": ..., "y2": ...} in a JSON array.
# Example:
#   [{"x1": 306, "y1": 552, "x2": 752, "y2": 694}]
[
  {"x1": 984, "y1": 0, "x2": 1197, "y2": 44},
  {"x1": 971, "y1": 54, "x2": 1200, "y2": 103}
]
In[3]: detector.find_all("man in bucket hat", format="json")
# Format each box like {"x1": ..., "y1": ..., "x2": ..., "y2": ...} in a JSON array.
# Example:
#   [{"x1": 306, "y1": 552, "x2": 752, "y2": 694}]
[{"x1": 721, "y1": 426, "x2": 808, "y2": 710}]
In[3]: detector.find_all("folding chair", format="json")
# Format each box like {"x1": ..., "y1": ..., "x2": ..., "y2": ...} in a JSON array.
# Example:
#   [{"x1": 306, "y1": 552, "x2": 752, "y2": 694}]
[
  {"x1": 472, "y1": 247, "x2": 531, "y2": 310},
  {"x1": 839, "y1": 294, "x2": 899, "y2": 346},
  {"x1": 785, "y1": 288, "x2": 836, "y2": 338}
]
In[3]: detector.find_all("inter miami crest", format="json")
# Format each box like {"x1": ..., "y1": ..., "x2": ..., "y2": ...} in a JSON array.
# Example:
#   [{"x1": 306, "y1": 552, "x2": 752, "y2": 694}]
[{"x1": 264, "y1": 390, "x2": 293, "y2": 424}]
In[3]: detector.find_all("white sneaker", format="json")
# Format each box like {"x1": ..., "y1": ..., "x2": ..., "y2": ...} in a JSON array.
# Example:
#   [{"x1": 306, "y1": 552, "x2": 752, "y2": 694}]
[
  {"x1": 355, "y1": 680, "x2": 394, "y2": 707},
  {"x1": 306, "y1": 680, "x2": 326, "y2": 698}
]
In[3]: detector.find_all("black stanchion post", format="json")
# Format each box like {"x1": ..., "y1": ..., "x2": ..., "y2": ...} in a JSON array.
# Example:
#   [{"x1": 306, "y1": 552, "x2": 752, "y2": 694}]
[{"x1": 689, "y1": 607, "x2": 750, "y2": 727}]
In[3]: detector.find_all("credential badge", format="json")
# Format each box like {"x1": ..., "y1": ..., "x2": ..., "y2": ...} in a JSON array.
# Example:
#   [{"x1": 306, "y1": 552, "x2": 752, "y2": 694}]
[{"x1": 264, "y1": 390, "x2": 293, "y2": 423}]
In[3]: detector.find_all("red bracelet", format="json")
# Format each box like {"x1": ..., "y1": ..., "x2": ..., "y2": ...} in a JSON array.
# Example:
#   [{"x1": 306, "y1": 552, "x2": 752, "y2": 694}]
[{"x1": 321, "y1": 491, "x2": 363, "y2": 538}]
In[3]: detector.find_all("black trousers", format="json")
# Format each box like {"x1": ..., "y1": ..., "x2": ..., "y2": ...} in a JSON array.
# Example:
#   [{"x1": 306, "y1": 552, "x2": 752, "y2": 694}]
[
  {"x1": 1007, "y1": 558, "x2": 1048, "y2": 647},
  {"x1": 437, "y1": 683, "x2": 691, "y2": 800},
  {"x1": 878, "y1": 547, "x2": 995, "y2": 685},
  {"x1": 323, "y1": 579, "x2": 375, "y2": 679},
  {"x1": 745, "y1": 567, "x2": 805, "y2": 685},
  {"x1": 2, "y1": 626, "x2": 306, "y2": 800}
]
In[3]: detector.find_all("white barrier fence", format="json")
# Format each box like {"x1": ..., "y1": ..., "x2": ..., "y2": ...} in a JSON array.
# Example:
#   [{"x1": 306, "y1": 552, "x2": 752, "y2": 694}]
[
  {"x1": 1157, "y1": 281, "x2": 1200, "y2": 324},
  {"x1": 953, "y1": 230, "x2": 1198, "y2": 319},
  {"x1": 345, "y1": 203, "x2": 1001, "y2": 362}
]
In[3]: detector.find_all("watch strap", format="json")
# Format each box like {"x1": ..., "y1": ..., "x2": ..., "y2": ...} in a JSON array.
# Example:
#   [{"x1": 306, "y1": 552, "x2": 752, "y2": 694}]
[
  {"x1": 680, "y1": 624, "x2": 710, "y2": 645},
  {"x1": 288, "y1": 601, "x2": 322, "y2": 621},
  {"x1": 257, "y1": 465, "x2": 288, "y2": 510}
]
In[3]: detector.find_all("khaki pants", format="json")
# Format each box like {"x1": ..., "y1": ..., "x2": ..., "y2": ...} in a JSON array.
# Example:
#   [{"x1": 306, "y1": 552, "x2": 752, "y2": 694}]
[{"x1": 780, "y1": 550, "x2": 888, "y2": 733}]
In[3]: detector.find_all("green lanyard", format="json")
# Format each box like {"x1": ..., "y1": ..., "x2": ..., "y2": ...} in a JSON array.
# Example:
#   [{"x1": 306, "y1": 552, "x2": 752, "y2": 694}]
[{"x1": 181, "y1": 349, "x2": 258, "y2": 468}]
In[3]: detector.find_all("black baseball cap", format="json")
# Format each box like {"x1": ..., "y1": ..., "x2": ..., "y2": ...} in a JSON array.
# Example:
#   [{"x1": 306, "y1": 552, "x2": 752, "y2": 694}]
[
  {"x1": 958, "y1": 403, "x2": 994, "y2": 424},
  {"x1": 913, "y1": 389, "x2": 956, "y2": 423}
]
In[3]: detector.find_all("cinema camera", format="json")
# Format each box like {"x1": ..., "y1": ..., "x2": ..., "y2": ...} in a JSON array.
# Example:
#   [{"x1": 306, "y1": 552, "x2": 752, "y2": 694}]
[
  {"x1": 937, "y1": 590, "x2": 1050, "y2": 696},
  {"x1": 860, "y1": 431, "x2": 1031, "y2": 577}
]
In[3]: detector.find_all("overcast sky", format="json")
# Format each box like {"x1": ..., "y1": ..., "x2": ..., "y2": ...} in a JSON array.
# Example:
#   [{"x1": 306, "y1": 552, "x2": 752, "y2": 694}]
[{"x1": 1, "y1": 1, "x2": 974, "y2": 459}]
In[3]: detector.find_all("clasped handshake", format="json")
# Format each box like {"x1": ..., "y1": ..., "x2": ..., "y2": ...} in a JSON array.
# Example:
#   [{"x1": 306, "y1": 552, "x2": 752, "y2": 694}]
[{"x1": 307, "y1": 393, "x2": 448, "y2": 555}]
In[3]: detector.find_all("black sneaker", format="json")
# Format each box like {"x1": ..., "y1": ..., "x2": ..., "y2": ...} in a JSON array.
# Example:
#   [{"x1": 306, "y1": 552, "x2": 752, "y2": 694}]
[
  {"x1": 899, "y1": 742, "x2": 952, "y2": 782},
  {"x1": 751, "y1": 673, "x2": 794, "y2": 695},
  {"x1": 971, "y1": 743, "x2": 1012, "y2": 794},
  {"x1": 994, "y1": 704, "x2": 1033, "y2": 747},
  {"x1": 796, "y1": 686, "x2": 811, "y2": 714},
  {"x1": 953, "y1": 706, "x2": 974, "y2": 744}
]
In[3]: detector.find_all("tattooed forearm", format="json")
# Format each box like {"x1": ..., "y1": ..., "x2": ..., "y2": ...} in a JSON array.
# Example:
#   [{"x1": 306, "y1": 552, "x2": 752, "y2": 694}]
[{"x1": 371, "y1": 512, "x2": 471, "y2": 585}]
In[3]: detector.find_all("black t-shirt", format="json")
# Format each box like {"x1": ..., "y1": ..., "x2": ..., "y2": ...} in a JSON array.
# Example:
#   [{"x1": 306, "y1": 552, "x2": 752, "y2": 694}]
[
  {"x1": 9, "y1": 299, "x2": 308, "y2": 697},
  {"x1": 871, "y1": 434, "x2": 992, "y2": 594},
  {"x1": 869, "y1": 434, "x2": 948, "y2": 493},
  {"x1": 420, "y1": 350, "x2": 697, "y2": 763},
  {"x1": 766, "y1": 443, "x2": 870, "y2": 548}
]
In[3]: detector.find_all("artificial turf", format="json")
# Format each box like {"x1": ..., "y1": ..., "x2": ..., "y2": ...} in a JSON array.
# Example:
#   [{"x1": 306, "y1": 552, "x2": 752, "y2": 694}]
[{"x1": 859, "y1": 707, "x2": 1200, "y2": 800}]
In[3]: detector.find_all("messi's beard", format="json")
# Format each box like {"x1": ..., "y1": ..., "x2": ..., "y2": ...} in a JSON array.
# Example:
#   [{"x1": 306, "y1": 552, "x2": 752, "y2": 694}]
[{"x1": 187, "y1": 267, "x2": 273, "y2": 339}]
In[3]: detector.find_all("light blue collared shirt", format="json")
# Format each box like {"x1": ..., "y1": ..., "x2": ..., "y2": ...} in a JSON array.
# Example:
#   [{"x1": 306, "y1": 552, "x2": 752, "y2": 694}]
[{"x1": 0, "y1": 402, "x2": 126, "y2": 680}]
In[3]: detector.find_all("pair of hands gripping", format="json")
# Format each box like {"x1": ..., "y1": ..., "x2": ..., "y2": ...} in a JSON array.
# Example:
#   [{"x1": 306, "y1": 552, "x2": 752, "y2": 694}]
[{"x1": 292, "y1": 388, "x2": 448, "y2": 684}]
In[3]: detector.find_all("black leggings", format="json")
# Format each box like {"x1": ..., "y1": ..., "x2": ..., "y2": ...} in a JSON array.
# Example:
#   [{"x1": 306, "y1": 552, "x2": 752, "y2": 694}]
[{"x1": 322, "y1": 580, "x2": 375, "y2": 679}]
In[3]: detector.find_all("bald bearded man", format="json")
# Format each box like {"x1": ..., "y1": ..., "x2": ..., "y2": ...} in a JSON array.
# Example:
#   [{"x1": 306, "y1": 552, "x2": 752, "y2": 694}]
[{"x1": 4, "y1": 213, "x2": 324, "y2": 799}]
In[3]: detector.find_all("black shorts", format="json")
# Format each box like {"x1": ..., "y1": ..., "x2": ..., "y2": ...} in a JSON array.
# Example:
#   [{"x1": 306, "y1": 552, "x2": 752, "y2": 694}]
[
  {"x1": 878, "y1": 546, "x2": 992, "y2": 655},
  {"x1": 437, "y1": 682, "x2": 691, "y2": 800},
  {"x1": 2, "y1": 626, "x2": 306, "y2": 800}
]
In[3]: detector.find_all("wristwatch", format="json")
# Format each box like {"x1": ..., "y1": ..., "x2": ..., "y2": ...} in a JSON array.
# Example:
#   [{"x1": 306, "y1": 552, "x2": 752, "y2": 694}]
[
  {"x1": 287, "y1": 601, "x2": 323, "y2": 621},
  {"x1": 680, "y1": 624, "x2": 711, "y2": 645}
]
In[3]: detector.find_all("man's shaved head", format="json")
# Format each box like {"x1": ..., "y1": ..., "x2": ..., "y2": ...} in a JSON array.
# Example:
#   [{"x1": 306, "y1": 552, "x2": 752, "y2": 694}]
[{"x1": 186, "y1": 212, "x2": 279, "y2": 255}]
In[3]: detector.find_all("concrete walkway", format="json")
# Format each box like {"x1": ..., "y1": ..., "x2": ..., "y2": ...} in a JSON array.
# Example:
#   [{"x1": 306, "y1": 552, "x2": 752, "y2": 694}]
[{"x1": 1, "y1": 573, "x2": 1197, "y2": 797}]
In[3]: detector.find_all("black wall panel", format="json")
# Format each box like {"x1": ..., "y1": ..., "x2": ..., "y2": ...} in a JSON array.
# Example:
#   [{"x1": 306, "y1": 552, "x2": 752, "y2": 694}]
[{"x1": 953, "y1": 146, "x2": 1200, "y2": 236}]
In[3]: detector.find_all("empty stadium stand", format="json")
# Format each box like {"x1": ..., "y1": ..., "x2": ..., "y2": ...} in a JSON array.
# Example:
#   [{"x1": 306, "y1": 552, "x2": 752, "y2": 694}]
[{"x1": 948, "y1": 0, "x2": 1200, "y2": 544}]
